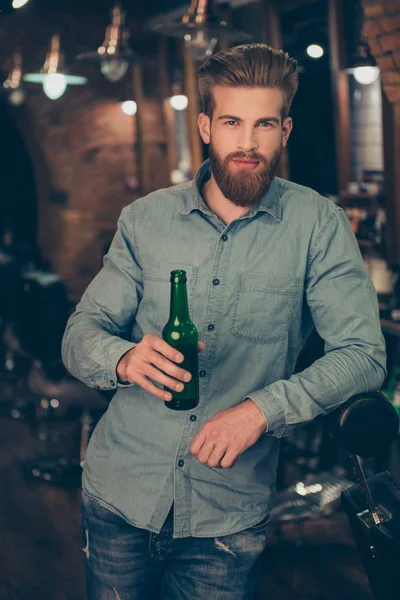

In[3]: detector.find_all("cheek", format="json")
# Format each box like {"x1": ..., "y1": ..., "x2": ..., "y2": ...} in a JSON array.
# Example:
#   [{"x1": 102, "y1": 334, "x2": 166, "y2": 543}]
[
  {"x1": 259, "y1": 131, "x2": 283, "y2": 154},
  {"x1": 211, "y1": 135, "x2": 231, "y2": 158}
]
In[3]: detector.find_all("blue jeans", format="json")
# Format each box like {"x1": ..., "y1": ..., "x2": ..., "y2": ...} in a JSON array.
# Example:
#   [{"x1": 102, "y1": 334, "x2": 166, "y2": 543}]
[{"x1": 81, "y1": 490, "x2": 269, "y2": 600}]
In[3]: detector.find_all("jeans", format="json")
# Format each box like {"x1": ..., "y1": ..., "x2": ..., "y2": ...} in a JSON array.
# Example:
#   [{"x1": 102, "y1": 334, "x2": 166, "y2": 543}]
[{"x1": 81, "y1": 489, "x2": 269, "y2": 600}]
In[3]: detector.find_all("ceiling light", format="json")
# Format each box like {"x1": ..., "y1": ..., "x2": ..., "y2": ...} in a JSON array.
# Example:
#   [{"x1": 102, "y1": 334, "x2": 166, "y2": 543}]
[
  {"x1": 3, "y1": 52, "x2": 26, "y2": 106},
  {"x1": 352, "y1": 66, "x2": 379, "y2": 85},
  {"x1": 121, "y1": 99, "x2": 137, "y2": 116},
  {"x1": 147, "y1": 0, "x2": 251, "y2": 61},
  {"x1": 346, "y1": 40, "x2": 379, "y2": 86},
  {"x1": 77, "y1": 2, "x2": 146, "y2": 82},
  {"x1": 12, "y1": 0, "x2": 29, "y2": 8},
  {"x1": 170, "y1": 94, "x2": 188, "y2": 111},
  {"x1": 24, "y1": 34, "x2": 87, "y2": 100},
  {"x1": 307, "y1": 44, "x2": 324, "y2": 59}
]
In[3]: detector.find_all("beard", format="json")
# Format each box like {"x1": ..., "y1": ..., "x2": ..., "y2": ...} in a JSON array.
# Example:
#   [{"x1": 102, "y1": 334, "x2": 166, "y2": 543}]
[{"x1": 208, "y1": 140, "x2": 282, "y2": 208}]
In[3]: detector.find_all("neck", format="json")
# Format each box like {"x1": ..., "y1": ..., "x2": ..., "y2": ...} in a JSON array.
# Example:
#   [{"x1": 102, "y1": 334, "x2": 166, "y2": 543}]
[
  {"x1": 170, "y1": 282, "x2": 190, "y2": 323},
  {"x1": 201, "y1": 175, "x2": 251, "y2": 226}
]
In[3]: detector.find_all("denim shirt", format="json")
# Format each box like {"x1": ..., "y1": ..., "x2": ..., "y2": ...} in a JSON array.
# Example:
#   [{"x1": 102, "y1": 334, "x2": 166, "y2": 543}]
[{"x1": 62, "y1": 159, "x2": 386, "y2": 539}]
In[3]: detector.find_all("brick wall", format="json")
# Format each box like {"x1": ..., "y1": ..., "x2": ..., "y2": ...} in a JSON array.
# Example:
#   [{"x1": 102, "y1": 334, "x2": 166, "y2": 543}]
[
  {"x1": 362, "y1": 0, "x2": 400, "y2": 113},
  {"x1": 0, "y1": 9, "x2": 170, "y2": 302}
]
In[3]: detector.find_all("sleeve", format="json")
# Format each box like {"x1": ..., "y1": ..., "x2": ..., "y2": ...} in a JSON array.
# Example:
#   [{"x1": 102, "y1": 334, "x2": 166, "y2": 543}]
[
  {"x1": 245, "y1": 206, "x2": 387, "y2": 439},
  {"x1": 61, "y1": 203, "x2": 143, "y2": 391}
]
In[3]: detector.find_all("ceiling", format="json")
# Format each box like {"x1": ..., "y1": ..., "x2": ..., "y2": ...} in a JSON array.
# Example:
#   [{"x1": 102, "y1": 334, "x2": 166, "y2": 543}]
[
  {"x1": 17, "y1": 0, "x2": 251, "y2": 19},
  {"x1": 11, "y1": 0, "x2": 320, "y2": 20}
]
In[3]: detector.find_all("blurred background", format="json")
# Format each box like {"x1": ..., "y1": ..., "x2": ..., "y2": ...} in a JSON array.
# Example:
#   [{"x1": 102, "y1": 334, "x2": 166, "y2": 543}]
[{"x1": 1, "y1": 0, "x2": 400, "y2": 598}]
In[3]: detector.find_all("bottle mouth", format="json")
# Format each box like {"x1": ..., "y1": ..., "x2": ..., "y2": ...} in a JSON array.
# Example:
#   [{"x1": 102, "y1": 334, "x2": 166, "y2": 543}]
[{"x1": 171, "y1": 269, "x2": 187, "y2": 283}]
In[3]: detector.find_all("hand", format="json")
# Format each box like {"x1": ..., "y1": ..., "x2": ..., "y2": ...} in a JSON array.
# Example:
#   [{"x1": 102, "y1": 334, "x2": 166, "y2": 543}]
[
  {"x1": 189, "y1": 399, "x2": 267, "y2": 469},
  {"x1": 116, "y1": 333, "x2": 205, "y2": 401}
]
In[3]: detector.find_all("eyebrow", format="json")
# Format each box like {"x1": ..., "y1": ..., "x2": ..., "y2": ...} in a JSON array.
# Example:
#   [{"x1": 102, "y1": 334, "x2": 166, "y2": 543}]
[{"x1": 217, "y1": 115, "x2": 281, "y2": 125}]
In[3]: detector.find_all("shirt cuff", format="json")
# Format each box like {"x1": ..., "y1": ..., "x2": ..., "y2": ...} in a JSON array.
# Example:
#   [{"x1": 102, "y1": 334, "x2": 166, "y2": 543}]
[
  {"x1": 108, "y1": 340, "x2": 137, "y2": 389},
  {"x1": 245, "y1": 388, "x2": 286, "y2": 438}
]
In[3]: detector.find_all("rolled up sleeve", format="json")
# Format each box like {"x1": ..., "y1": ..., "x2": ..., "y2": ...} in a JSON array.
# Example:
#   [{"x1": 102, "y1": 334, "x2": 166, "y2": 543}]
[
  {"x1": 246, "y1": 206, "x2": 387, "y2": 438},
  {"x1": 61, "y1": 203, "x2": 142, "y2": 390}
]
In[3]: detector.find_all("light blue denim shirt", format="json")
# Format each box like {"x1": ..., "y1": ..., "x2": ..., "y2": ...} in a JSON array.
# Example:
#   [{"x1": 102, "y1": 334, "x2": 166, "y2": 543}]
[{"x1": 62, "y1": 159, "x2": 386, "y2": 539}]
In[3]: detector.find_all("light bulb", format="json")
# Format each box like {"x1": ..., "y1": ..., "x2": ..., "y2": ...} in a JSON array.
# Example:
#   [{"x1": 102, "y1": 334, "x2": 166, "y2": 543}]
[
  {"x1": 100, "y1": 58, "x2": 129, "y2": 82},
  {"x1": 42, "y1": 73, "x2": 67, "y2": 100},
  {"x1": 169, "y1": 94, "x2": 188, "y2": 111},
  {"x1": 9, "y1": 88, "x2": 25, "y2": 106},
  {"x1": 184, "y1": 31, "x2": 218, "y2": 61},
  {"x1": 307, "y1": 44, "x2": 324, "y2": 59},
  {"x1": 121, "y1": 100, "x2": 137, "y2": 116},
  {"x1": 353, "y1": 66, "x2": 379, "y2": 85},
  {"x1": 12, "y1": 0, "x2": 30, "y2": 8}
]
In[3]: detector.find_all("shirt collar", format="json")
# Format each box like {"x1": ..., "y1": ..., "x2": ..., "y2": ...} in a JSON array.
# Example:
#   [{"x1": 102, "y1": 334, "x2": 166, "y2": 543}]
[{"x1": 178, "y1": 159, "x2": 282, "y2": 222}]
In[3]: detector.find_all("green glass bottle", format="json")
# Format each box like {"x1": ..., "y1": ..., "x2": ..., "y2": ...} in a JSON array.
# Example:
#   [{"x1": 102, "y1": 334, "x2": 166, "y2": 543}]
[{"x1": 162, "y1": 270, "x2": 199, "y2": 411}]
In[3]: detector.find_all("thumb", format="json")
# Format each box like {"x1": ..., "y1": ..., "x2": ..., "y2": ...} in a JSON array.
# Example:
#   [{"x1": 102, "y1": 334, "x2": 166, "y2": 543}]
[{"x1": 198, "y1": 341, "x2": 206, "y2": 353}]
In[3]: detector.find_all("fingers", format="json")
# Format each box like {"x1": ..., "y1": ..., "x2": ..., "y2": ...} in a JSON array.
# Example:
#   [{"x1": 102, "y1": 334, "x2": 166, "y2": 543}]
[
  {"x1": 121, "y1": 334, "x2": 205, "y2": 402},
  {"x1": 145, "y1": 363, "x2": 186, "y2": 393},
  {"x1": 204, "y1": 446, "x2": 227, "y2": 468},
  {"x1": 220, "y1": 451, "x2": 237, "y2": 469},
  {"x1": 192, "y1": 441, "x2": 237, "y2": 469},
  {"x1": 150, "y1": 350, "x2": 192, "y2": 385},
  {"x1": 134, "y1": 374, "x2": 172, "y2": 402},
  {"x1": 144, "y1": 333, "x2": 184, "y2": 364}
]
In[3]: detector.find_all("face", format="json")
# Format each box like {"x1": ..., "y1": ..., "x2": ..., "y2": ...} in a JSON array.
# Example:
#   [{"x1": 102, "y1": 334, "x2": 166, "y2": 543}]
[{"x1": 198, "y1": 86, "x2": 293, "y2": 208}]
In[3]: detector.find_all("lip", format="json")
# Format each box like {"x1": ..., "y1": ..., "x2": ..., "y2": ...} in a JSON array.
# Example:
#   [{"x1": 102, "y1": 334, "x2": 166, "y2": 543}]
[
  {"x1": 232, "y1": 159, "x2": 260, "y2": 170},
  {"x1": 232, "y1": 159, "x2": 259, "y2": 164}
]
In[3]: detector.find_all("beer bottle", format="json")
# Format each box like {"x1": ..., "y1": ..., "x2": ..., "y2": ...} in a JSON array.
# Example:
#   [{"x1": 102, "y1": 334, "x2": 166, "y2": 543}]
[{"x1": 162, "y1": 270, "x2": 199, "y2": 411}]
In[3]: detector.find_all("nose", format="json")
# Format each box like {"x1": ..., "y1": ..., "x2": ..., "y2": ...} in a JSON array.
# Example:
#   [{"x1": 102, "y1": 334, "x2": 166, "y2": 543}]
[{"x1": 237, "y1": 128, "x2": 258, "y2": 154}]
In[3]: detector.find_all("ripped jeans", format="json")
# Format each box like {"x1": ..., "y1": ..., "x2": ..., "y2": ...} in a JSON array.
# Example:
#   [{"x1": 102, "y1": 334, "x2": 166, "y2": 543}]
[{"x1": 81, "y1": 489, "x2": 269, "y2": 600}]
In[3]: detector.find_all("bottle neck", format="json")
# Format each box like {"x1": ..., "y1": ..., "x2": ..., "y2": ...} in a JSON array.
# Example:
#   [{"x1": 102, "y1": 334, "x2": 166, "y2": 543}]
[{"x1": 169, "y1": 282, "x2": 190, "y2": 323}]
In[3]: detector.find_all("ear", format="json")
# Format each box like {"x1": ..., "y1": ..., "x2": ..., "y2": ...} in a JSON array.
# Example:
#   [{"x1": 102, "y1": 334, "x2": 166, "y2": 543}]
[
  {"x1": 281, "y1": 117, "x2": 293, "y2": 148},
  {"x1": 198, "y1": 113, "x2": 211, "y2": 144}
]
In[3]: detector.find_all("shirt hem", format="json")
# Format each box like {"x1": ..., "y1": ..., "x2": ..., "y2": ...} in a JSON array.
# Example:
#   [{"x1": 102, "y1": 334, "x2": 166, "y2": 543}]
[{"x1": 82, "y1": 484, "x2": 270, "y2": 538}]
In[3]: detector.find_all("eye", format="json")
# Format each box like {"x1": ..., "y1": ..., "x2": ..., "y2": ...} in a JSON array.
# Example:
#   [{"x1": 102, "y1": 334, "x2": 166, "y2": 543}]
[
  {"x1": 224, "y1": 120, "x2": 238, "y2": 126},
  {"x1": 260, "y1": 121, "x2": 272, "y2": 128}
]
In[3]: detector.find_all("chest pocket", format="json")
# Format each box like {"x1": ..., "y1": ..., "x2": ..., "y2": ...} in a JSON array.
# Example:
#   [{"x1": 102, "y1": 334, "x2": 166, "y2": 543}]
[
  {"x1": 142, "y1": 261, "x2": 198, "y2": 332},
  {"x1": 231, "y1": 271, "x2": 300, "y2": 345}
]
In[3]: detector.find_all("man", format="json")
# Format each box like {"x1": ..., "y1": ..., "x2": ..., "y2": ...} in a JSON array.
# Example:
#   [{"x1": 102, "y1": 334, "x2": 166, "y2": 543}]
[{"x1": 62, "y1": 43, "x2": 386, "y2": 599}]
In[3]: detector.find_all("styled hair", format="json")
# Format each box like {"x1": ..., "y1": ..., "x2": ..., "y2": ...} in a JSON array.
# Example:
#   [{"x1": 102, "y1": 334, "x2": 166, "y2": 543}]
[{"x1": 198, "y1": 43, "x2": 298, "y2": 122}]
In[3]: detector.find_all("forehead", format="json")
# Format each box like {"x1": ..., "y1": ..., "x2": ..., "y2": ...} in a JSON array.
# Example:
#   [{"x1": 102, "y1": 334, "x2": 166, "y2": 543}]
[{"x1": 212, "y1": 86, "x2": 284, "y2": 118}]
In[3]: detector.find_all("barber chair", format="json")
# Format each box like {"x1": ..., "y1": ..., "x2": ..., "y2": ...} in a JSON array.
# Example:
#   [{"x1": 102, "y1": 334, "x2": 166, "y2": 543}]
[
  {"x1": 327, "y1": 391, "x2": 400, "y2": 600},
  {"x1": 22, "y1": 360, "x2": 108, "y2": 486},
  {"x1": 269, "y1": 392, "x2": 399, "y2": 598},
  {"x1": 1, "y1": 269, "x2": 74, "y2": 423},
  {"x1": 0, "y1": 250, "x2": 26, "y2": 380}
]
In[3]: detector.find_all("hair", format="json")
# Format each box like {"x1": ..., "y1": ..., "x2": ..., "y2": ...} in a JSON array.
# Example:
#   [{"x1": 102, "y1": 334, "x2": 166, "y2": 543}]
[{"x1": 198, "y1": 43, "x2": 298, "y2": 122}]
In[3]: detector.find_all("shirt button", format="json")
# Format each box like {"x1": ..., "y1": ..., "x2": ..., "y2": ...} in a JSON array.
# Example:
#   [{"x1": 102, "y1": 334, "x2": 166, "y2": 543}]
[
  {"x1": 178, "y1": 460, "x2": 185, "y2": 467},
  {"x1": 190, "y1": 415, "x2": 197, "y2": 422},
  {"x1": 222, "y1": 235, "x2": 228, "y2": 241},
  {"x1": 213, "y1": 278, "x2": 220, "y2": 286},
  {"x1": 199, "y1": 370, "x2": 206, "y2": 377},
  {"x1": 207, "y1": 324, "x2": 215, "y2": 331},
  {"x1": 110, "y1": 380, "x2": 115, "y2": 386}
]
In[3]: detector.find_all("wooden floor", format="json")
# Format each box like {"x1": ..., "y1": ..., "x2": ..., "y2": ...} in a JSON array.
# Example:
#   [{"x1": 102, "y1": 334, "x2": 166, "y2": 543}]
[{"x1": 0, "y1": 400, "x2": 374, "y2": 600}]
